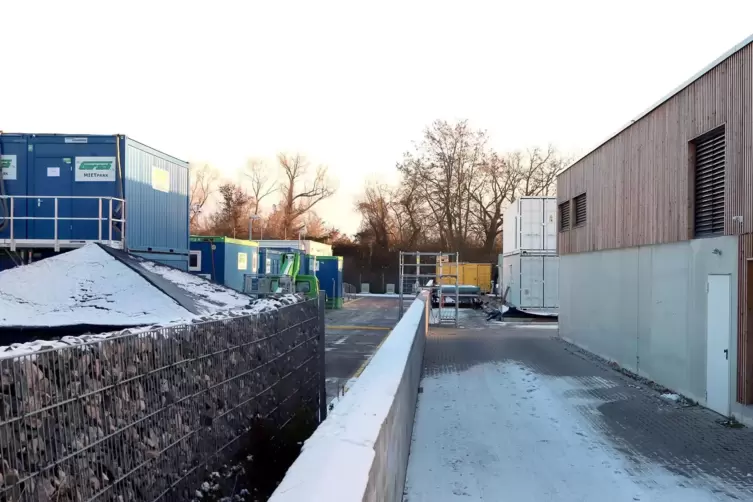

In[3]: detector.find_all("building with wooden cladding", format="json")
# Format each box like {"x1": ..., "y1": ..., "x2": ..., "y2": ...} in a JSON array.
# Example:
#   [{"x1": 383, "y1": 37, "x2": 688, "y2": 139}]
[{"x1": 556, "y1": 34, "x2": 753, "y2": 424}]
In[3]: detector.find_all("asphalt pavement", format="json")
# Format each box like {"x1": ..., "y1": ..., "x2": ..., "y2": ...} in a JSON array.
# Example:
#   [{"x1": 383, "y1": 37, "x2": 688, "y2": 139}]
[{"x1": 324, "y1": 296, "x2": 400, "y2": 404}]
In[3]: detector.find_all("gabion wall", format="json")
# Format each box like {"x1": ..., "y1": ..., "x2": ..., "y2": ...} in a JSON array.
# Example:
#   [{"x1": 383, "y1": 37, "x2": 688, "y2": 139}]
[{"x1": 0, "y1": 296, "x2": 323, "y2": 502}]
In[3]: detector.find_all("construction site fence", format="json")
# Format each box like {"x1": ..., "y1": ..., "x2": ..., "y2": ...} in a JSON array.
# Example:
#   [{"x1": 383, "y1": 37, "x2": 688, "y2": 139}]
[{"x1": 0, "y1": 295, "x2": 326, "y2": 502}]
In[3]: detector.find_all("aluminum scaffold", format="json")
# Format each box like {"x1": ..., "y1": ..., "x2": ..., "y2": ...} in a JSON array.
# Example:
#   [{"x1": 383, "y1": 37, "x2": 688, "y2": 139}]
[{"x1": 398, "y1": 251, "x2": 460, "y2": 326}]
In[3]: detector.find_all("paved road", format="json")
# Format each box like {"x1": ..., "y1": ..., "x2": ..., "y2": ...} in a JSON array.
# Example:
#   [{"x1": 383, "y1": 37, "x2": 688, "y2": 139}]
[
  {"x1": 404, "y1": 312, "x2": 753, "y2": 502},
  {"x1": 324, "y1": 296, "x2": 400, "y2": 404}
]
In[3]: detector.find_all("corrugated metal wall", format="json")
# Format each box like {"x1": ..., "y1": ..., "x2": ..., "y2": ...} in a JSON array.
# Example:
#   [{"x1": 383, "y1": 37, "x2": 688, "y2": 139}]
[
  {"x1": 124, "y1": 138, "x2": 189, "y2": 255},
  {"x1": 557, "y1": 43, "x2": 753, "y2": 255}
]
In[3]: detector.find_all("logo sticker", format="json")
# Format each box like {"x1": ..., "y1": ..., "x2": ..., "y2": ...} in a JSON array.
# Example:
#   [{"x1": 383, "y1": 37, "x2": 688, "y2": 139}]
[{"x1": 75, "y1": 157, "x2": 116, "y2": 182}]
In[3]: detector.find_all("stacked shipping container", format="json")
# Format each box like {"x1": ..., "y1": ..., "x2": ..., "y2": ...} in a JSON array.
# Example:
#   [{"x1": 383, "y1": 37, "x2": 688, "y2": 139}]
[
  {"x1": 0, "y1": 133, "x2": 189, "y2": 269},
  {"x1": 500, "y1": 197, "x2": 559, "y2": 309}
]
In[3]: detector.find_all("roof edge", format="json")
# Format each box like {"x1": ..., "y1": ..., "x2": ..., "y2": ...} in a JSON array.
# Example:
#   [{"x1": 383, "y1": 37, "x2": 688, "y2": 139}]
[{"x1": 559, "y1": 32, "x2": 753, "y2": 177}]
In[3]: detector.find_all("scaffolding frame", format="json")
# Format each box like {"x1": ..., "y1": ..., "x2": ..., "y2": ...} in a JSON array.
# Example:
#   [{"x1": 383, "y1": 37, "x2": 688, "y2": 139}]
[{"x1": 398, "y1": 251, "x2": 460, "y2": 326}]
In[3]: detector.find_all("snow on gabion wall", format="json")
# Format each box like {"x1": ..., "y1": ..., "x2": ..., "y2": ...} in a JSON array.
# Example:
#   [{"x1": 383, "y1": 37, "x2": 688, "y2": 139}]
[{"x1": 0, "y1": 295, "x2": 322, "y2": 502}]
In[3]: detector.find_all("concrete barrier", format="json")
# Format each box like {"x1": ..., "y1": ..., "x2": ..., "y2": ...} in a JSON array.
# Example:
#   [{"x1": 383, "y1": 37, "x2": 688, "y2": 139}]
[{"x1": 269, "y1": 292, "x2": 429, "y2": 502}]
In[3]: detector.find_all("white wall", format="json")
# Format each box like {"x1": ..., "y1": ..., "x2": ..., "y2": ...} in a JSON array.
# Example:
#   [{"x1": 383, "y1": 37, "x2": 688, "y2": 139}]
[
  {"x1": 269, "y1": 294, "x2": 428, "y2": 502},
  {"x1": 559, "y1": 236, "x2": 738, "y2": 408}
]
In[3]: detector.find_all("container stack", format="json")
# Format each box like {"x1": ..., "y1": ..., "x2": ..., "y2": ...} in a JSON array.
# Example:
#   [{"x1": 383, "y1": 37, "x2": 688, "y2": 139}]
[{"x1": 500, "y1": 197, "x2": 559, "y2": 309}]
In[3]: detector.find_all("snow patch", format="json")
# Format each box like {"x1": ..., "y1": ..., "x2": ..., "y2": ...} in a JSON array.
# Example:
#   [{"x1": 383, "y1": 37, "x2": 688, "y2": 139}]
[
  {"x1": 0, "y1": 244, "x2": 192, "y2": 328},
  {"x1": 0, "y1": 294, "x2": 304, "y2": 361},
  {"x1": 404, "y1": 361, "x2": 741, "y2": 501},
  {"x1": 661, "y1": 393, "x2": 681, "y2": 402}
]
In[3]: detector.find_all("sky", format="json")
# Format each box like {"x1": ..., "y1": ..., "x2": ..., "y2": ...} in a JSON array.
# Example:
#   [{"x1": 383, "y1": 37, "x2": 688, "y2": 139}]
[{"x1": 3, "y1": 0, "x2": 753, "y2": 235}]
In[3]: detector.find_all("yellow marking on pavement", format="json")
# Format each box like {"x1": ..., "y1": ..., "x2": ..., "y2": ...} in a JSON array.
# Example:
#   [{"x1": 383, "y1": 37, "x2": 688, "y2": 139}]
[{"x1": 326, "y1": 325, "x2": 392, "y2": 331}]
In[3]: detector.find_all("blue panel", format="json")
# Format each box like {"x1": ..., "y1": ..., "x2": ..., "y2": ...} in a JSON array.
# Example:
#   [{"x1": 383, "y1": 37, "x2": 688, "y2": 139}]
[
  {"x1": 131, "y1": 251, "x2": 189, "y2": 271},
  {"x1": 0, "y1": 134, "x2": 28, "y2": 240},
  {"x1": 124, "y1": 138, "x2": 189, "y2": 255},
  {"x1": 29, "y1": 135, "x2": 121, "y2": 243},
  {"x1": 223, "y1": 242, "x2": 251, "y2": 292},
  {"x1": 316, "y1": 257, "x2": 343, "y2": 298},
  {"x1": 259, "y1": 249, "x2": 282, "y2": 275}
]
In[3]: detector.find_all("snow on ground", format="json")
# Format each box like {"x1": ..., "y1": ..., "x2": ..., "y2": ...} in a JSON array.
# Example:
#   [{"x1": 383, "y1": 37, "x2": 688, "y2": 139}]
[
  {"x1": 356, "y1": 292, "x2": 402, "y2": 298},
  {"x1": 0, "y1": 293, "x2": 303, "y2": 361},
  {"x1": 139, "y1": 259, "x2": 252, "y2": 314},
  {"x1": 404, "y1": 361, "x2": 741, "y2": 501},
  {"x1": 0, "y1": 244, "x2": 192, "y2": 328}
]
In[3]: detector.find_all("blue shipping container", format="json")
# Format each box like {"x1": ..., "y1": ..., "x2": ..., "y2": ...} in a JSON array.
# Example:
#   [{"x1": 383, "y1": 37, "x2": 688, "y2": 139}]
[
  {"x1": 189, "y1": 236, "x2": 259, "y2": 292},
  {"x1": 0, "y1": 134, "x2": 29, "y2": 241},
  {"x1": 0, "y1": 133, "x2": 189, "y2": 269},
  {"x1": 316, "y1": 256, "x2": 343, "y2": 308}
]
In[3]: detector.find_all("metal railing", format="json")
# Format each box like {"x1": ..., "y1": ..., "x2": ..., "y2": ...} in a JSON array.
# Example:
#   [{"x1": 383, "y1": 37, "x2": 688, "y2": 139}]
[
  {"x1": 0, "y1": 298, "x2": 325, "y2": 502},
  {"x1": 0, "y1": 195, "x2": 126, "y2": 251}
]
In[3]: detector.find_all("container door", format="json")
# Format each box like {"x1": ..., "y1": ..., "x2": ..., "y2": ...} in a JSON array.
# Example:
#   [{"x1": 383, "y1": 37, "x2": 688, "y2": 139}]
[
  {"x1": 31, "y1": 156, "x2": 72, "y2": 240},
  {"x1": 543, "y1": 256, "x2": 559, "y2": 308},
  {"x1": 520, "y1": 198, "x2": 544, "y2": 250},
  {"x1": 0, "y1": 136, "x2": 28, "y2": 240},
  {"x1": 520, "y1": 256, "x2": 544, "y2": 308},
  {"x1": 544, "y1": 198, "x2": 557, "y2": 251}
]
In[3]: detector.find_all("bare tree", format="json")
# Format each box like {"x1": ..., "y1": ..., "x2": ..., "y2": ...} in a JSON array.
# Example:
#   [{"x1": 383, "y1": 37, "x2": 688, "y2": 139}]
[
  {"x1": 244, "y1": 158, "x2": 277, "y2": 215},
  {"x1": 509, "y1": 145, "x2": 571, "y2": 197},
  {"x1": 278, "y1": 153, "x2": 336, "y2": 238},
  {"x1": 397, "y1": 120, "x2": 486, "y2": 250},
  {"x1": 355, "y1": 183, "x2": 395, "y2": 249},
  {"x1": 471, "y1": 151, "x2": 520, "y2": 252},
  {"x1": 189, "y1": 163, "x2": 219, "y2": 232}
]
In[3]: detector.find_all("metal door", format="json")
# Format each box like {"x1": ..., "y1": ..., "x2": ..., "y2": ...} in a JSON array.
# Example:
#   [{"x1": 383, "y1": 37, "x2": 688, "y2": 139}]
[
  {"x1": 544, "y1": 198, "x2": 557, "y2": 251},
  {"x1": 520, "y1": 256, "x2": 544, "y2": 308},
  {"x1": 706, "y1": 274, "x2": 731, "y2": 416},
  {"x1": 30, "y1": 157, "x2": 72, "y2": 240},
  {"x1": 543, "y1": 256, "x2": 559, "y2": 308},
  {"x1": 520, "y1": 198, "x2": 544, "y2": 250}
]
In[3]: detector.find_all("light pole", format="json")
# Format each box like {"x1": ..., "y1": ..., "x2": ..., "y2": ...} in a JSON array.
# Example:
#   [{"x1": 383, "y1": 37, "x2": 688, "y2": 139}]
[{"x1": 248, "y1": 214, "x2": 262, "y2": 241}]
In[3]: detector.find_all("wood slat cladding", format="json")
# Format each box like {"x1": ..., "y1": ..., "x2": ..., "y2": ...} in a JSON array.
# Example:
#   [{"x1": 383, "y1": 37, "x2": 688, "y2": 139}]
[{"x1": 557, "y1": 43, "x2": 753, "y2": 255}]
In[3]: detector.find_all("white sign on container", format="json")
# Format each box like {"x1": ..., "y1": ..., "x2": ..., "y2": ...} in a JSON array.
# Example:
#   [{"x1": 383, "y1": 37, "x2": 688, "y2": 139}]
[
  {"x1": 75, "y1": 157, "x2": 116, "y2": 182},
  {"x1": 152, "y1": 166, "x2": 170, "y2": 193},
  {"x1": 0, "y1": 155, "x2": 17, "y2": 180},
  {"x1": 47, "y1": 167, "x2": 60, "y2": 177},
  {"x1": 238, "y1": 252, "x2": 248, "y2": 271}
]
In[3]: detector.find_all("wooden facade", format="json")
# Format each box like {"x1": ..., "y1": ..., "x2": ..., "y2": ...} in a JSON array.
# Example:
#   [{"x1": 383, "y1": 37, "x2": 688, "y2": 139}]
[{"x1": 556, "y1": 40, "x2": 753, "y2": 404}]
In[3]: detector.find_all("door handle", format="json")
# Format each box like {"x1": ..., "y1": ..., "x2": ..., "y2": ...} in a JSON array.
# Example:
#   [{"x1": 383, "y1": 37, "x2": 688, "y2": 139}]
[
  {"x1": 724, "y1": 349, "x2": 729, "y2": 360},
  {"x1": 37, "y1": 198, "x2": 42, "y2": 207}
]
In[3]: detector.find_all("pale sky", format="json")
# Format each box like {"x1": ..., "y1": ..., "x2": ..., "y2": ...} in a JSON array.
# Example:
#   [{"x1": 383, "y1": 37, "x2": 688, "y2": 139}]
[{"x1": 4, "y1": 1, "x2": 753, "y2": 235}]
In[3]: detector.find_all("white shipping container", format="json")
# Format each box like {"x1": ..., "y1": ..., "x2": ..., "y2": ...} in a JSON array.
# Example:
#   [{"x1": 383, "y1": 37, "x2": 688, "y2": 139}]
[
  {"x1": 256, "y1": 239, "x2": 333, "y2": 256},
  {"x1": 502, "y1": 197, "x2": 557, "y2": 255},
  {"x1": 501, "y1": 252, "x2": 559, "y2": 308}
]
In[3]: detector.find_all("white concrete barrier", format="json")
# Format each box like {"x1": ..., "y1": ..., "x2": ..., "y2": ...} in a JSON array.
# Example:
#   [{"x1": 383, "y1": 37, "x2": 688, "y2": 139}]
[{"x1": 269, "y1": 292, "x2": 429, "y2": 502}]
